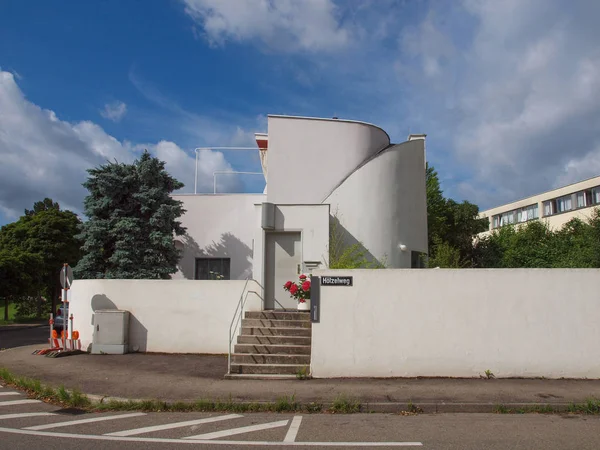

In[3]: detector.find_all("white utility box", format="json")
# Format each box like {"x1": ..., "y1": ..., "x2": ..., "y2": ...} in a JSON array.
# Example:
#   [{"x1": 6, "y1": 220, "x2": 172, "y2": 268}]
[{"x1": 91, "y1": 310, "x2": 130, "y2": 354}]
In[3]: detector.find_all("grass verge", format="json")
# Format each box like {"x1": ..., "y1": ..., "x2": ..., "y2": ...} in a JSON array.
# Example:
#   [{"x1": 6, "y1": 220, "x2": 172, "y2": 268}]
[
  {"x1": 0, "y1": 368, "x2": 335, "y2": 414},
  {"x1": 5, "y1": 367, "x2": 597, "y2": 416},
  {"x1": 330, "y1": 394, "x2": 361, "y2": 413},
  {"x1": 494, "y1": 400, "x2": 600, "y2": 415}
]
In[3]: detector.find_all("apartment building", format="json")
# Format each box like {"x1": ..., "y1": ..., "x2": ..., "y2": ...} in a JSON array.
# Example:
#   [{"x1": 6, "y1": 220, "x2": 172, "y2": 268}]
[{"x1": 479, "y1": 175, "x2": 600, "y2": 236}]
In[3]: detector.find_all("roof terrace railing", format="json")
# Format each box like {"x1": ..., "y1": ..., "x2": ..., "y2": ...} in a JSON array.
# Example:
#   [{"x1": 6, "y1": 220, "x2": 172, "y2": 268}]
[{"x1": 194, "y1": 147, "x2": 260, "y2": 194}]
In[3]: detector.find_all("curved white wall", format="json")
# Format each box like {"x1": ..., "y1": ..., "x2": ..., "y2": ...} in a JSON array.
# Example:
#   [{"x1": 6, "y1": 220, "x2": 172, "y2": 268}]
[
  {"x1": 266, "y1": 116, "x2": 390, "y2": 204},
  {"x1": 324, "y1": 140, "x2": 428, "y2": 268}
]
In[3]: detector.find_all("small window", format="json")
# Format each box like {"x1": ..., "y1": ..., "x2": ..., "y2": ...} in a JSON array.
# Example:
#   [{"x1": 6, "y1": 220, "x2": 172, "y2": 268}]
[
  {"x1": 530, "y1": 204, "x2": 539, "y2": 219},
  {"x1": 543, "y1": 200, "x2": 553, "y2": 216},
  {"x1": 411, "y1": 251, "x2": 426, "y2": 268},
  {"x1": 593, "y1": 187, "x2": 600, "y2": 205},
  {"x1": 577, "y1": 191, "x2": 586, "y2": 208},
  {"x1": 500, "y1": 211, "x2": 514, "y2": 226},
  {"x1": 586, "y1": 190, "x2": 593, "y2": 206},
  {"x1": 556, "y1": 195, "x2": 572, "y2": 213},
  {"x1": 195, "y1": 258, "x2": 230, "y2": 280},
  {"x1": 492, "y1": 215, "x2": 500, "y2": 229}
]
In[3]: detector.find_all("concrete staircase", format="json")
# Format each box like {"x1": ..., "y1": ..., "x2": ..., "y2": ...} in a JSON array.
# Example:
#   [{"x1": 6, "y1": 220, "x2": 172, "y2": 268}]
[{"x1": 227, "y1": 310, "x2": 311, "y2": 379}]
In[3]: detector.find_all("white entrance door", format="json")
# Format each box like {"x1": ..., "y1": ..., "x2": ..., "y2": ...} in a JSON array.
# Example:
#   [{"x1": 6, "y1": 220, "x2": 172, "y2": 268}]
[{"x1": 265, "y1": 232, "x2": 302, "y2": 310}]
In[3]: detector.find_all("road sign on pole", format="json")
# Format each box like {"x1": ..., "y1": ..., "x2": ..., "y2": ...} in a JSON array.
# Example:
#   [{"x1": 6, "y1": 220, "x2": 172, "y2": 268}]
[
  {"x1": 60, "y1": 264, "x2": 74, "y2": 289},
  {"x1": 59, "y1": 263, "x2": 74, "y2": 340}
]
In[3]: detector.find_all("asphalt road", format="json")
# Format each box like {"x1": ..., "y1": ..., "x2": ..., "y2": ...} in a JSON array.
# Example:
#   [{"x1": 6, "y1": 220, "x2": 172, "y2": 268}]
[
  {"x1": 1, "y1": 383, "x2": 600, "y2": 449},
  {"x1": 0, "y1": 325, "x2": 49, "y2": 350}
]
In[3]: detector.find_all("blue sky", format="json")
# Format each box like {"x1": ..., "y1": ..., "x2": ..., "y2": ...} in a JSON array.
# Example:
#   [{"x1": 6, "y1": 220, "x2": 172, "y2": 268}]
[{"x1": 1, "y1": 0, "x2": 600, "y2": 225}]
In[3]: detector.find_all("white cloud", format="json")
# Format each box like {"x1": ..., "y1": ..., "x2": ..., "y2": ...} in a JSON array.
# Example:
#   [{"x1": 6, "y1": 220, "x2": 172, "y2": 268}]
[
  {"x1": 394, "y1": 0, "x2": 600, "y2": 208},
  {"x1": 100, "y1": 101, "x2": 127, "y2": 122},
  {"x1": 0, "y1": 70, "x2": 237, "y2": 218},
  {"x1": 182, "y1": 0, "x2": 350, "y2": 52}
]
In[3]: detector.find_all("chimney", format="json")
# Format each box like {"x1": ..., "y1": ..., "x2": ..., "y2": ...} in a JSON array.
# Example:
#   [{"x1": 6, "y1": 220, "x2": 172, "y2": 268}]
[{"x1": 407, "y1": 134, "x2": 427, "y2": 169}]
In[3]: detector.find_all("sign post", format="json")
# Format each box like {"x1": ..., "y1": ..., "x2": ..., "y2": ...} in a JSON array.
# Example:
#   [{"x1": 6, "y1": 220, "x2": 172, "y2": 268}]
[{"x1": 59, "y1": 263, "x2": 74, "y2": 341}]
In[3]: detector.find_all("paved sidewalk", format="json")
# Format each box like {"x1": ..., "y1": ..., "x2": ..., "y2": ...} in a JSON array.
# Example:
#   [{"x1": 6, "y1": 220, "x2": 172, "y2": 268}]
[{"x1": 1, "y1": 344, "x2": 600, "y2": 412}]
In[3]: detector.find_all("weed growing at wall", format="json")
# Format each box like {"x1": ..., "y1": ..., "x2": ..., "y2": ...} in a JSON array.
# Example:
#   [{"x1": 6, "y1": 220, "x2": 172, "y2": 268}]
[{"x1": 328, "y1": 209, "x2": 387, "y2": 269}]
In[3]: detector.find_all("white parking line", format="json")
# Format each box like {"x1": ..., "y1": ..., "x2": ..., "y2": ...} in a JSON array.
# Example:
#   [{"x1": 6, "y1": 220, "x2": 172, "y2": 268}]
[
  {"x1": 284, "y1": 415, "x2": 303, "y2": 443},
  {"x1": 24, "y1": 412, "x2": 147, "y2": 430},
  {"x1": 0, "y1": 426, "x2": 424, "y2": 446},
  {"x1": 105, "y1": 414, "x2": 243, "y2": 437},
  {"x1": 0, "y1": 400, "x2": 41, "y2": 407},
  {"x1": 183, "y1": 419, "x2": 289, "y2": 440},
  {"x1": 0, "y1": 413, "x2": 57, "y2": 420},
  {"x1": 0, "y1": 392, "x2": 21, "y2": 397}
]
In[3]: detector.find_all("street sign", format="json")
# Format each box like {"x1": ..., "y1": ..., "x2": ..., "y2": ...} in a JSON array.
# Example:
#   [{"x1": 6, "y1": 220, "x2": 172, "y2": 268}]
[
  {"x1": 320, "y1": 276, "x2": 353, "y2": 286},
  {"x1": 60, "y1": 264, "x2": 74, "y2": 289}
]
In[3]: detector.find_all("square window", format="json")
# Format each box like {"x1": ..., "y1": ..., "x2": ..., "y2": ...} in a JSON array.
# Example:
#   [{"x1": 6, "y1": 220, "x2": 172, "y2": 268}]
[{"x1": 195, "y1": 258, "x2": 231, "y2": 280}]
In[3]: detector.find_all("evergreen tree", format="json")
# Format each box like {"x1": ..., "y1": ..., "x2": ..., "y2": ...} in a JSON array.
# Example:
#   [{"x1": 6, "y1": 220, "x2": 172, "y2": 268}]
[{"x1": 75, "y1": 150, "x2": 186, "y2": 279}]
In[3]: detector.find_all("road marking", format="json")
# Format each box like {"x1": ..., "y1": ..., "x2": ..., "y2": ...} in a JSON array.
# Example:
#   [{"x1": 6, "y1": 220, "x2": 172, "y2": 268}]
[
  {"x1": 0, "y1": 400, "x2": 41, "y2": 407},
  {"x1": 183, "y1": 419, "x2": 290, "y2": 440},
  {"x1": 0, "y1": 392, "x2": 21, "y2": 397},
  {"x1": 0, "y1": 413, "x2": 57, "y2": 420},
  {"x1": 24, "y1": 412, "x2": 147, "y2": 430},
  {"x1": 105, "y1": 414, "x2": 243, "y2": 436},
  {"x1": 0, "y1": 426, "x2": 423, "y2": 445},
  {"x1": 284, "y1": 415, "x2": 303, "y2": 443}
]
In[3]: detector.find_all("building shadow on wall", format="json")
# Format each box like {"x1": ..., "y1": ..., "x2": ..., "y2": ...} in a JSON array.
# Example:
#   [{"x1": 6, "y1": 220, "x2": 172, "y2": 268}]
[
  {"x1": 327, "y1": 214, "x2": 386, "y2": 268},
  {"x1": 90, "y1": 294, "x2": 148, "y2": 353},
  {"x1": 177, "y1": 232, "x2": 252, "y2": 280}
]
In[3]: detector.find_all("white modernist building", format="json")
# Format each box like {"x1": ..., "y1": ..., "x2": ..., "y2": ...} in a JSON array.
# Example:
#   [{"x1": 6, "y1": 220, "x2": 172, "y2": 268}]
[{"x1": 172, "y1": 115, "x2": 428, "y2": 309}]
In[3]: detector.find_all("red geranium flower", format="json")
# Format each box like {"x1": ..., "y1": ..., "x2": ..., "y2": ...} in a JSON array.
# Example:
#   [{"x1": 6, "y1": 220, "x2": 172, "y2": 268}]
[
  {"x1": 289, "y1": 284, "x2": 299, "y2": 295},
  {"x1": 301, "y1": 281, "x2": 310, "y2": 291},
  {"x1": 284, "y1": 281, "x2": 293, "y2": 289},
  {"x1": 299, "y1": 274, "x2": 307, "y2": 280}
]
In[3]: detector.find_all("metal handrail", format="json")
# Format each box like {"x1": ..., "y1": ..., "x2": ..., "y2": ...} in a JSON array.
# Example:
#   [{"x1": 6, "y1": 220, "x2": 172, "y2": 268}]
[{"x1": 228, "y1": 276, "x2": 252, "y2": 375}]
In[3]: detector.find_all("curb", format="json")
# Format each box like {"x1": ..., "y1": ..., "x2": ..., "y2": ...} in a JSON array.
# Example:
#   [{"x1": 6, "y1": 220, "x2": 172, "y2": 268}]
[{"x1": 83, "y1": 394, "x2": 576, "y2": 414}]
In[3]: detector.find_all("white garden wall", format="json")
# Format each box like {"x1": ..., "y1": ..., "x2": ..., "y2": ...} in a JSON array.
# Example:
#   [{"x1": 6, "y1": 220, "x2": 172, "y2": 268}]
[
  {"x1": 70, "y1": 279, "x2": 262, "y2": 354},
  {"x1": 311, "y1": 268, "x2": 600, "y2": 378}
]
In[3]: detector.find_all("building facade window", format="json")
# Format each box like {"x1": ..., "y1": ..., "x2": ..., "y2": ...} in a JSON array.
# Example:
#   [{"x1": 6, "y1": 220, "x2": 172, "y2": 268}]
[
  {"x1": 195, "y1": 258, "x2": 231, "y2": 280},
  {"x1": 492, "y1": 215, "x2": 500, "y2": 229},
  {"x1": 577, "y1": 191, "x2": 586, "y2": 208},
  {"x1": 593, "y1": 187, "x2": 600, "y2": 205},
  {"x1": 492, "y1": 204, "x2": 539, "y2": 229},
  {"x1": 555, "y1": 195, "x2": 572, "y2": 213},
  {"x1": 517, "y1": 204, "x2": 538, "y2": 222},
  {"x1": 411, "y1": 251, "x2": 427, "y2": 268}
]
